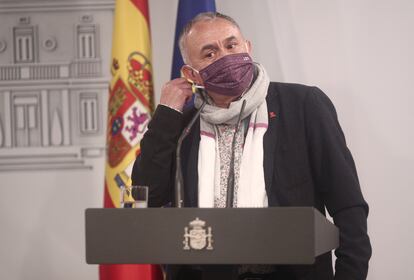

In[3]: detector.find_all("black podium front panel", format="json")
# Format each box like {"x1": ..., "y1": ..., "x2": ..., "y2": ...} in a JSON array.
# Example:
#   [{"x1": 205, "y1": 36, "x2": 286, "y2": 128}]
[{"x1": 85, "y1": 207, "x2": 338, "y2": 265}]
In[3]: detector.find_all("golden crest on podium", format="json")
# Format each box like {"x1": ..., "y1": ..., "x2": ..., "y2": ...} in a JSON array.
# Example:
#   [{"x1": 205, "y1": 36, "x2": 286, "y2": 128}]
[{"x1": 183, "y1": 217, "x2": 213, "y2": 250}]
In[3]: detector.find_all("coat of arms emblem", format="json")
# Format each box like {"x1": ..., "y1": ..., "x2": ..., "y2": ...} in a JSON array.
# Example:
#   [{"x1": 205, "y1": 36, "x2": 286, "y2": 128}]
[{"x1": 183, "y1": 217, "x2": 213, "y2": 250}]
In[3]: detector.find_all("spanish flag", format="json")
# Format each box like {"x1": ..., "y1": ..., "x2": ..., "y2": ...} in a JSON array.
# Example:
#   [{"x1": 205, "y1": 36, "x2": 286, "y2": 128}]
[{"x1": 101, "y1": 0, "x2": 162, "y2": 279}]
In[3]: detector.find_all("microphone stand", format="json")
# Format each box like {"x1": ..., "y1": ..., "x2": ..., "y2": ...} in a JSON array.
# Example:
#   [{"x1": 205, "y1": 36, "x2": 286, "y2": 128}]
[
  {"x1": 226, "y1": 100, "x2": 247, "y2": 208},
  {"x1": 174, "y1": 89, "x2": 207, "y2": 208}
]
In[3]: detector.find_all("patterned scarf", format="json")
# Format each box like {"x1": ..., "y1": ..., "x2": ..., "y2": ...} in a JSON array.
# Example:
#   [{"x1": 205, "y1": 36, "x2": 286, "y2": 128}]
[{"x1": 195, "y1": 63, "x2": 270, "y2": 208}]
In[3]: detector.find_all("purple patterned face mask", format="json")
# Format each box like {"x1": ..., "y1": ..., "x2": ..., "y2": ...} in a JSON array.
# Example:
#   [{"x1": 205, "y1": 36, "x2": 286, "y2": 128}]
[{"x1": 191, "y1": 53, "x2": 255, "y2": 97}]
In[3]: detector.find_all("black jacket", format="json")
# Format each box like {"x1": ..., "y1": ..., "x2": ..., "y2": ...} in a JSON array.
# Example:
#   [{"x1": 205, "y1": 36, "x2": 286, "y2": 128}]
[{"x1": 132, "y1": 82, "x2": 372, "y2": 280}]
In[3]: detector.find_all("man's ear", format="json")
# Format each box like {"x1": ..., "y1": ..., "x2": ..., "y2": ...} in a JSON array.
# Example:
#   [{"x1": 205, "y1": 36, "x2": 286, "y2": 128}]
[
  {"x1": 181, "y1": 65, "x2": 203, "y2": 85},
  {"x1": 245, "y1": 40, "x2": 252, "y2": 55},
  {"x1": 180, "y1": 65, "x2": 193, "y2": 80}
]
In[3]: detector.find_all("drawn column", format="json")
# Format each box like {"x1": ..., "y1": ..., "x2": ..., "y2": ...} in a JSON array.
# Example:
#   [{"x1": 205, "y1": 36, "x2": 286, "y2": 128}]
[
  {"x1": 41, "y1": 89, "x2": 49, "y2": 146},
  {"x1": 3, "y1": 91, "x2": 12, "y2": 147},
  {"x1": 61, "y1": 89, "x2": 70, "y2": 145}
]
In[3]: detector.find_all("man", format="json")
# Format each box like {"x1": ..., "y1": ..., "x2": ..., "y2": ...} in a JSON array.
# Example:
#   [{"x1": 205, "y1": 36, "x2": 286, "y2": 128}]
[{"x1": 132, "y1": 12, "x2": 371, "y2": 280}]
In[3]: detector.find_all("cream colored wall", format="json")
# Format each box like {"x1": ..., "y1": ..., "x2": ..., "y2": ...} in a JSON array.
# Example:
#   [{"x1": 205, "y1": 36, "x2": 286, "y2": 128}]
[{"x1": 0, "y1": 0, "x2": 412, "y2": 279}]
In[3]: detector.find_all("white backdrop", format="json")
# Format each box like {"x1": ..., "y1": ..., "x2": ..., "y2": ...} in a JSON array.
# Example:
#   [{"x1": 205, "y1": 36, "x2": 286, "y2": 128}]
[{"x1": 1, "y1": 0, "x2": 413, "y2": 279}]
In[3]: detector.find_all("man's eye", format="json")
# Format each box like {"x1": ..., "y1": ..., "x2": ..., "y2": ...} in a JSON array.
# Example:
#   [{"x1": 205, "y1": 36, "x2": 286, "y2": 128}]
[
  {"x1": 227, "y1": 43, "x2": 237, "y2": 49},
  {"x1": 205, "y1": 52, "x2": 214, "y2": 58}
]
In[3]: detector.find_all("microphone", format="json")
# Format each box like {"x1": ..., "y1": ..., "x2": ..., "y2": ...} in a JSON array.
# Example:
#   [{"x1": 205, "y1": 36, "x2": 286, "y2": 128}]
[
  {"x1": 226, "y1": 99, "x2": 247, "y2": 208},
  {"x1": 174, "y1": 89, "x2": 207, "y2": 208}
]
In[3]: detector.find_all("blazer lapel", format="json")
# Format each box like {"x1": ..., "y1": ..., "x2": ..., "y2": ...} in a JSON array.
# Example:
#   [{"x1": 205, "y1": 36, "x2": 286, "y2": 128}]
[
  {"x1": 263, "y1": 86, "x2": 280, "y2": 203},
  {"x1": 181, "y1": 116, "x2": 200, "y2": 207}
]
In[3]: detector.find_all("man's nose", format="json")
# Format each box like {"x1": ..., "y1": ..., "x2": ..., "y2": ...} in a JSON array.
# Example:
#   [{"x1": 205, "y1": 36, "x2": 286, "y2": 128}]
[{"x1": 217, "y1": 48, "x2": 233, "y2": 60}]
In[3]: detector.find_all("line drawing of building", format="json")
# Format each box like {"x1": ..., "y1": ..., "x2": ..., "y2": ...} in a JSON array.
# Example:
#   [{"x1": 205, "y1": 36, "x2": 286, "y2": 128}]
[{"x1": 0, "y1": 0, "x2": 114, "y2": 172}]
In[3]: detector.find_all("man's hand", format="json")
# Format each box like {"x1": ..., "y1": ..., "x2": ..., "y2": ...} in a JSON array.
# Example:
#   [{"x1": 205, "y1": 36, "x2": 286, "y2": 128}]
[{"x1": 159, "y1": 78, "x2": 193, "y2": 112}]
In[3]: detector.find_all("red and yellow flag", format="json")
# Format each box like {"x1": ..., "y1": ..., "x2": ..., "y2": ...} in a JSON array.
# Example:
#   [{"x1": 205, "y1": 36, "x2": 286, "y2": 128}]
[{"x1": 101, "y1": 0, "x2": 162, "y2": 279}]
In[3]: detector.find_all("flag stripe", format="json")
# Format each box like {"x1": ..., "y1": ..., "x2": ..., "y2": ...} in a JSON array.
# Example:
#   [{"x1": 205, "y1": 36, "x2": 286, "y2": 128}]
[
  {"x1": 103, "y1": 182, "x2": 114, "y2": 208},
  {"x1": 100, "y1": 264, "x2": 162, "y2": 280},
  {"x1": 129, "y1": 0, "x2": 150, "y2": 24}
]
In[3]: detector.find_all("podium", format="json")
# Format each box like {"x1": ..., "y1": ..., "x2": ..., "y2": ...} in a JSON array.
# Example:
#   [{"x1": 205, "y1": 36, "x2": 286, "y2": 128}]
[{"x1": 85, "y1": 207, "x2": 338, "y2": 265}]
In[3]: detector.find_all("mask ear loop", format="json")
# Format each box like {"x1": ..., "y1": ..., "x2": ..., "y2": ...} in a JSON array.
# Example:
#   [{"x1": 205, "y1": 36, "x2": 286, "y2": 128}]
[
  {"x1": 180, "y1": 66, "x2": 208, "y2": 102},
  {"x1": 187, "y1": 80, "x2": 207, "y2": 101},
  {"x1": 180, "y1": 74, "x2": 207, "y2": 103},
  {"x1": 181, "y1": 66, "x2": 205, "y2": 93}
]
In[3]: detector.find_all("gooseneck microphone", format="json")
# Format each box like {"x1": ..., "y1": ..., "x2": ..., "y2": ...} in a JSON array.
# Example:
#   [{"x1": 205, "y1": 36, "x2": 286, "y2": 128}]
[
  {"x1": 174, "y1": 89, "x2": 207, "y2": 208},
  {"x1": 226, "y1": 99, "x2": 247, "y2": 208}
]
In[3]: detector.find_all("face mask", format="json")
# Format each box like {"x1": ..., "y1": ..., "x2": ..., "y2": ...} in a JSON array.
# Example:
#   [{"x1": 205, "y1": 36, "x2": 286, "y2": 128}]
[{"x1": 190, "y1": 53, "x2": 254, "y2": 97}]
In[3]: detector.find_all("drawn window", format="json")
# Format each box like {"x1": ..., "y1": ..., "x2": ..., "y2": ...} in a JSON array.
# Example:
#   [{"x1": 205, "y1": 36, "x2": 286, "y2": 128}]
[
  {"x1": 13, "y1": 95, "x2": 40, "y2": 147},
  {"x1": 80, "y1": 93, "x2": 98, "y2": 133},
  {"x1": 14, "y1": 27, "x2": 35, "y2": 63},
  {"x1": 16, "y1": 106, "x2": 25, "y2": 129},
  {"x1": 77, "y1": 25, "x2": 96, "y2": 59}
]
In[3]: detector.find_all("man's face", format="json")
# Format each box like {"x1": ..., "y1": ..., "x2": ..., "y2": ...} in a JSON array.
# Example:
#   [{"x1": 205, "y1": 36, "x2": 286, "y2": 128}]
[{"x1": 182, "y1": 18, "x2": 251, "y2": 85}]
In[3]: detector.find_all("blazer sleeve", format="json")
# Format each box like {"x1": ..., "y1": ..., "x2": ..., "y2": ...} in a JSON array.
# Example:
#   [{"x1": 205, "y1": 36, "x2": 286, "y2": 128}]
[
  {"x1": 131, "y1": 105, "x2": 183, "y2": 207},
  {"x1": 304, "y1": 87, "x2": 372, "y2": 280}
]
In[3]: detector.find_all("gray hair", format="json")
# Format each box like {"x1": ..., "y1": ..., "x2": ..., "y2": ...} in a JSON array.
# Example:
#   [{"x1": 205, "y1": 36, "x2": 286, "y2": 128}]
[{"x1": 178, "y1": 12, "x2": 241, "y2": 64}]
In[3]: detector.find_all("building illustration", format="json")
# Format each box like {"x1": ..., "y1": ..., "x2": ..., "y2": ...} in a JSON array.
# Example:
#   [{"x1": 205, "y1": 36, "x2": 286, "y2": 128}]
[{"x1": 0, "y1": 0, "x2": 114, "y2": 171}]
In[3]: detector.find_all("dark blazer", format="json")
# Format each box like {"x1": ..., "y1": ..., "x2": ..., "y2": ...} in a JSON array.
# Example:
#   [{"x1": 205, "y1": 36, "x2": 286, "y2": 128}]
[{"x1": 132, "y1": 82, "x2": 372, "y2": 280}]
